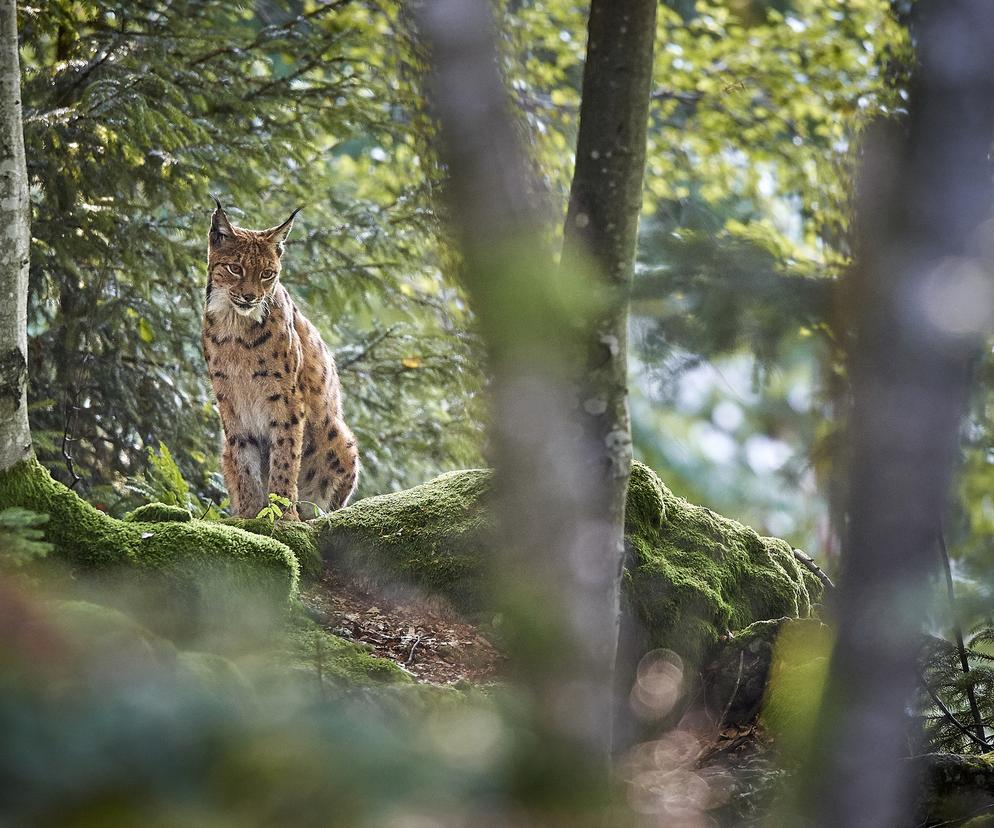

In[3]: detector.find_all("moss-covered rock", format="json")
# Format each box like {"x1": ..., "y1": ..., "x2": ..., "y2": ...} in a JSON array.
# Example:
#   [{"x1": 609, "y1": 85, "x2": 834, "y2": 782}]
[
  {"x1": 224, "y1": 517, "x2": 322, "y2": 580},
  {"x1": 315, "y1": 468, "x2": 492, "y2": 611},
  {"x1": 700, "y1": 616, "x2": 832, "y2": 736},
  {"x1": 0, "y1": 460, "x2": 299, "y2": 638},
  {"x1": 913, "y1": 753, "x2": 994, "y2": 825},
  {"x1": 703, "y1": 618, "x2": 791, "y2": 725},
  {"x1": 14, "y1": 453, "x2": 819, "y2": 674},
  {"x1": 232, "y1": 461, "x2": 821, "y2": 670},
  {"x1": 123, "y1": 503, "x2": 193, "y2": 523},
  {"x1": 623, "y1": 462, "x2": 821, "y2": 666}
]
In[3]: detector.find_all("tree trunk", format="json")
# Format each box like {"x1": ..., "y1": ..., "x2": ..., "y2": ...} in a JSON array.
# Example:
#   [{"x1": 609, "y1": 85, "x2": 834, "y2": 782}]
[
  {"x1": 562, "y1": 0, "x2": 657, "y2": 751},
  {"x1": 0, "y1": 0, "x2": 32, "y2": 471},
  {"x1": 799, "y1": 2, "x2": 994, "y2": 825},
  {"x1": 417, "y1": 0, "x2": 655, "y2": 782}
]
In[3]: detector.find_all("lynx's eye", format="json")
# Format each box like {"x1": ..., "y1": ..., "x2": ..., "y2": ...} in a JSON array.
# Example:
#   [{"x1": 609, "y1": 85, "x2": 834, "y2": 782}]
[
  {"x1": 261, "y1": 269, "x2": 277, "y2": 281},
  {"x1": 225, "y1": 263, "x2": 243, "y2": 277}
]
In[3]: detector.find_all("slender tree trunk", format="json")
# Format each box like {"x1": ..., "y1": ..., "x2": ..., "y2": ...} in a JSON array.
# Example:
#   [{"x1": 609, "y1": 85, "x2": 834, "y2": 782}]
[
  {"x1": 800, "y1": 2, "x2": 994, "y2": 825},
  {"x1": 0, "y1": 0, "x2": 32, "y2": 471},
  {"x1": 562, "y1": 0, "x2": 657, "y2": 750}
]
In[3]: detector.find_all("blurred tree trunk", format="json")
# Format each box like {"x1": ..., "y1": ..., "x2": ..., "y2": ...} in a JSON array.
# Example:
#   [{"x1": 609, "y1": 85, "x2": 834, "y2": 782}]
[
  {"x1": 417, "y1": 0, "x2": 656, "y2": 785},
  {"x1": 801, "y1": 1, "x2": 994, "y2": 825},
  {"x1": 0, "y1": 0, "x2": 32, "y2": 471}
]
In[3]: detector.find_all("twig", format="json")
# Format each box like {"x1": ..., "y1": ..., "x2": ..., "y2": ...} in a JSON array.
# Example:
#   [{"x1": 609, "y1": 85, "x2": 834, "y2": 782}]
[
  {"x1": 188, "y1": 0, "x2": 355, "y2": 67},
  {"x1": 937, "y1": 529, "x2": 986, "y2": 744},
  {"x1": 337, "y1": 325, "x2": 400, "y2": 370},
  {"x1": 405, "y1": 635, "x2": 422, "y2": 666},
  {"x1": 793, "y1": 548, "x2": 836, "y2": 591}
]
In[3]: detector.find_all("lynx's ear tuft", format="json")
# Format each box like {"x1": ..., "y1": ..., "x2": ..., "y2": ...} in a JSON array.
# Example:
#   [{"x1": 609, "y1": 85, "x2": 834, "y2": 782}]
[
  {"x1": 209, "y1": 194, "x2": 236, "y2": 247},
  {"x1": 264, "y1": 207, "x2": 301, "y2": 255}
]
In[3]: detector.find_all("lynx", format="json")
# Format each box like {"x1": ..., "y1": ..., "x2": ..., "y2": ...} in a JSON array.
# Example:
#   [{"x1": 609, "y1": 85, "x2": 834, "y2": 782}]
[{"x1": 202, "y1": 197, "x2": 358, "y2": 520}]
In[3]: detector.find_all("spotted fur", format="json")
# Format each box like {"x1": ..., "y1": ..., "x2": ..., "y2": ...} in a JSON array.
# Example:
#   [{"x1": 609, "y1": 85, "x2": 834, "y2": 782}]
[{"x1": 202, "y1": 199, "x2": 358, "y2": 520}]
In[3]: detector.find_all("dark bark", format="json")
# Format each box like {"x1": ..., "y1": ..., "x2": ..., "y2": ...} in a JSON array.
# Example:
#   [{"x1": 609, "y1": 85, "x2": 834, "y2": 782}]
[
  {"x1": 562, "y1": 0, "x2": 658, "y2": 753},
  {"x1": 800, "y1": 2, "x2": 994, "y2": 825}
]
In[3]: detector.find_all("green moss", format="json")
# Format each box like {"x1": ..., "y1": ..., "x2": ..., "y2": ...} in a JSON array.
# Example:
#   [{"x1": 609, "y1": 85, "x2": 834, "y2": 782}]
[
  {"x1": 624, "y1": 462, "x2": 819, "y2": 667},
  {"x1": 123, "y1": 502, "x2": 193, "y2": 523},
  {"x1": 305, "y1": 461, "x2": 820, "y2": 670},
  {"x1": 283, "y1": 613, "x2": 412, "y2": 686},
  {"x1": 9, "y1": 453, "x2": 819, "y2": 675},
  {"x1": 0, "y1": 460, "x2": 299, "y2": 636},
  {"x1": 314, "y1": 469, "x2": 493, "y2": 613},
  {"x1": 225, "y1": 517, "x2": 323, "y2": 581}
]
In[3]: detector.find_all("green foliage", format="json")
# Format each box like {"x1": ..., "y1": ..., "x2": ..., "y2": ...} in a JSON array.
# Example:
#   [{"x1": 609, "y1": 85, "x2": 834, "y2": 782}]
[
  {"x1": 18, "y1": 0, "x2": 484, "y2": 504},
  {"x1": 0, "y1": 507, "x2": 53, "y2": 569},
  {"x1": 255, "y1": 492, "x2": 293, "y2": 526},
  {"x1": 498, "y1": 0, "x2": 908, "y2": 556},
  {"x1": 142, "y1": 442, "x2": 193, "y2": 507},
  {"x1": 919, "y1": 630, "x2": 994, "y2": 755}
]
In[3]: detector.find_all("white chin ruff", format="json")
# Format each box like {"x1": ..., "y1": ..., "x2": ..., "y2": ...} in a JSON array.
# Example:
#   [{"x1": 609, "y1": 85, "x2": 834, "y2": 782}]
[
  {"x1": 234, "y1": 303, "x2": 264, "y2": 321},
  {"x1": 207, "y1": 288, "x2": 265, "y2": 324}
]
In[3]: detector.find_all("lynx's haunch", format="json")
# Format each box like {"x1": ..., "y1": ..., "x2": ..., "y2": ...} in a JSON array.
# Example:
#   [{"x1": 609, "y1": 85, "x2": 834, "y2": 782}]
[{"x1": 201, "y1": 198, "x2": 358, "y2": 520}]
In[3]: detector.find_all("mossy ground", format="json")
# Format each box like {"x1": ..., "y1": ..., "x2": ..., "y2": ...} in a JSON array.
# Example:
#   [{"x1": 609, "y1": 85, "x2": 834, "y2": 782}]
[
  {"x1": 224, "y1": 517, "x2": 323, "y2": 580},
  {"x1": 0, "y1": 459, "x2": 298, "y2": 595},
  {"x1": 0, "y1": 459, "x2": 303, "y2": 646},
  {"x1": 2, "y1": 457, "x2": 822, "y2": 689},
  {"x1": 0, "y1": 460, "x2": 411, "y2": 688},
  {"x1": 282, "y1": 608, "x2": 411, "y2": 686},
  {"x1": 274, "y1": 461, "x2": 822, "y2": 671}
]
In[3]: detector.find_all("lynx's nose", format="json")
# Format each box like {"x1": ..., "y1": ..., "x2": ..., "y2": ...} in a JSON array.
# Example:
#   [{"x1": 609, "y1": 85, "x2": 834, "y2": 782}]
[{"x1": 240, "y1": 292, "x2": 258, "y2": 302}]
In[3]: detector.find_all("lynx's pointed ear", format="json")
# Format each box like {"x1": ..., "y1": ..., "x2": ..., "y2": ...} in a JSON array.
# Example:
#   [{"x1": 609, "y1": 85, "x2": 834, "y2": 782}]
[
  {"x1": 209, "y1": 194, "x2": 236, "y2": 247},
  {"x1": 264, "y1": 207, "x2": 301, "y2": 256}
]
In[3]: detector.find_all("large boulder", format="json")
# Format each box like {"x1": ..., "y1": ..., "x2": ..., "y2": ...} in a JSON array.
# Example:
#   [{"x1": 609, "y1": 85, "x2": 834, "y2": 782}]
[
  {"x1": 0, "y1": 460, "x2": 299, "y2": 642},
  {"x1": 304, "y1": 461, "x2": 822, "y2": 670}
]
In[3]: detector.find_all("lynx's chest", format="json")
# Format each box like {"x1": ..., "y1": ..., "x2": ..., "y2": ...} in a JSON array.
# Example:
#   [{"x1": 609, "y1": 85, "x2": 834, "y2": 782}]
[{"x1": 202, "y1": 295, "x2": 303, "y2": 435}]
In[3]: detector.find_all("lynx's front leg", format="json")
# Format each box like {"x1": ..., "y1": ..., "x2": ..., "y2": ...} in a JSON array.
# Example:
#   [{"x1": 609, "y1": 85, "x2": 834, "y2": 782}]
[
  {"x1": 222, "y1": 433, "x2": 267, "y2": 517},
  {"x1": 266, "y1": 390, "x2": 304, "y2": 520}
]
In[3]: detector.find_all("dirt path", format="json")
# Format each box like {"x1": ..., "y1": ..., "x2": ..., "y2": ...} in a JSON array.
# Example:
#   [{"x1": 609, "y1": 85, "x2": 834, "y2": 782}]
[{"x1": 300, "y1": 570, "x2": 505, "y2": 685}]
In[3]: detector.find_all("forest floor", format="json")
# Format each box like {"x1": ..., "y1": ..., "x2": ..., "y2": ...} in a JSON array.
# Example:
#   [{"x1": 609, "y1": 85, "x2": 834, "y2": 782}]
[
  {"x1": 299, "y1": 570, "x2": 505, "y2": 685},
  {"x1": 299, "y1": 569, "x2": 779, "y2": 820}
]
